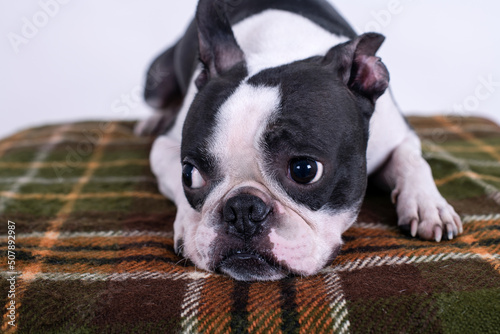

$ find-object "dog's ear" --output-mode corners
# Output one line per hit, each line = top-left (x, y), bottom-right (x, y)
(195, 0), (245, 89)
(324, 33), (389, 104)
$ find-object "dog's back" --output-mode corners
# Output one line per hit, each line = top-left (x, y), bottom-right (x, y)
(140, 0), (356, 135)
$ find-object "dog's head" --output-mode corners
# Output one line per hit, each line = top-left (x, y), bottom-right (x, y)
(176, 0), (389, 281)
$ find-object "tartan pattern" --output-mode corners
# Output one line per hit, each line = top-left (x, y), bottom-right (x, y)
(0, 117), (499, 333)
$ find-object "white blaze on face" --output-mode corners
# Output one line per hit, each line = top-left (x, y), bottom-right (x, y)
(208, 83), (281, 182)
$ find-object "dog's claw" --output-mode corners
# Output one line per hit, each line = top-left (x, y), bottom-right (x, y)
(434, 226), (442, 242)
(447, 227), (453, 240)
(453, 211), (464, 234)
(410, 219), (418, 238)
(391, 188), (399, 204)
(446, 223), (456, 240)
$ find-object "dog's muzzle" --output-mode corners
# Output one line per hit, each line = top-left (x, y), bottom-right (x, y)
(214, 189), (288, 281)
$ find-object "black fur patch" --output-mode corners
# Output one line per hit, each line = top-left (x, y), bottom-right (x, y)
(248, 57), (373, 211)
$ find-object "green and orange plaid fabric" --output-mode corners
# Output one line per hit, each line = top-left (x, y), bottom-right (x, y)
(0, 116), (499, 333)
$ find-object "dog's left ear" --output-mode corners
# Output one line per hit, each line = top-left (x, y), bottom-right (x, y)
(195, 0), (246, 89)
(324, 33), (390, 104)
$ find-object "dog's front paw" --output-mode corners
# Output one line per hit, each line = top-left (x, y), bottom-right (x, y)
(392, 187), (463, 242)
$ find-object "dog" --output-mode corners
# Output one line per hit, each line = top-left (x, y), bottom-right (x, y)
(136, 0), (463, 281)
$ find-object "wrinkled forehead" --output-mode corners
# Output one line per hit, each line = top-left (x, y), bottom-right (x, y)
(208, 83), (281, 170)
(247, 58), (360, 127)
(182, 76), (280, 148)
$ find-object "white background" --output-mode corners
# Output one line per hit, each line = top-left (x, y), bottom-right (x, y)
(1, 0), (499, 140)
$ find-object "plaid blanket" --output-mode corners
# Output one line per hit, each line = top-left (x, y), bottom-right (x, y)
(0, 116), (499, 333)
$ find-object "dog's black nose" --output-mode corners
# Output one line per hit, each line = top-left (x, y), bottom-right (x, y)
(223, 194), (271, 238)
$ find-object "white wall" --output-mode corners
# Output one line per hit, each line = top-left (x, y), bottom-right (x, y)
(1, 0), (499, 139)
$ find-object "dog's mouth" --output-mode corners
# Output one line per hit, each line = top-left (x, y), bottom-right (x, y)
(217, 250), (287, 281)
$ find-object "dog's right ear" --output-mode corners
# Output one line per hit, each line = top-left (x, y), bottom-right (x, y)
(195, 0), (246, 89)
(324, 33), (389, 105)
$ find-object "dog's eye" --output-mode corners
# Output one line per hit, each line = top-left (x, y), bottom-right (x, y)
(182, 163), (206, 189)
(288, 158), (323, 184)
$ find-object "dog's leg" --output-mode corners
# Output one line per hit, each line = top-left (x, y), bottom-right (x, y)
(151, 135), (199, 252)
(135, 43), (183, 136)
(150, 135), (183, 204)
(374, 131), (463, 241)
(368, 91), (463, 241)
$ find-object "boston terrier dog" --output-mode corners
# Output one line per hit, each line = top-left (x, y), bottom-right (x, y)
(137, 0), (463, 281)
